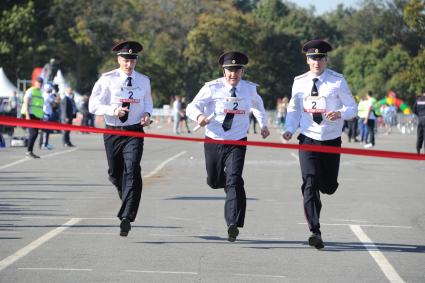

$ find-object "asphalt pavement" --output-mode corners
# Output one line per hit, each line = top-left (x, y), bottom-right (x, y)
(0, 120), (424, 282)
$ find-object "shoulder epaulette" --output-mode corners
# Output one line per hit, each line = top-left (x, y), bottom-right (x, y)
(205, 79), (222, 86)
(102, 70), (118, 77)
(134, 71), (149, 80)
(327, 69), (343, 78)
(294, 72), (309, 81)
(245, 80), (259, 87)
(139, 73), (149, 79)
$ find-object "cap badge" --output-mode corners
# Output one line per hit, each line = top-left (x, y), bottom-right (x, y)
(129, 49), (133, 54)
(232, 60), (236, 64)
(315, 49), (319, 53)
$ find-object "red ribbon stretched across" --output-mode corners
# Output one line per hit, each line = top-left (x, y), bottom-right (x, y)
(0, 115), (423, 161)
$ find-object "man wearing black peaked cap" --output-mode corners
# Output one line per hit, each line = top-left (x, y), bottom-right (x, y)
(186, 51), (270, 242)
(282, 40), (358, 249)
(89, 40), (153, 237)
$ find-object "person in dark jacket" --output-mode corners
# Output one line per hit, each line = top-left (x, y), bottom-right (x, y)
(413, 90), (425, 154)
(61, 87), (77, 147)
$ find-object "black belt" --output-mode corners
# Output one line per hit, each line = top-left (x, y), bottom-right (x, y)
(106, 124), (143, 131)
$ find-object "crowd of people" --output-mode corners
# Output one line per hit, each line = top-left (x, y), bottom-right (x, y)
(343, 90), (417, 148)
(0, 73), (96, 157)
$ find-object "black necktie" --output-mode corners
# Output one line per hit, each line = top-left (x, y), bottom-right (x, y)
(311, 78), (322, 124)
(119, 77), (132, 123)
(222, 87), (236, 131)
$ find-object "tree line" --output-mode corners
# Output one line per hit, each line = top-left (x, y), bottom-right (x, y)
(0, 0), (424, 108)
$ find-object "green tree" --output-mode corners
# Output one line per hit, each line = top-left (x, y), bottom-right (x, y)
(0, 2), (36, 80)
(403, 0), (425, 36)
(389, 48), (425, 104)
(343, 40), (387, 97)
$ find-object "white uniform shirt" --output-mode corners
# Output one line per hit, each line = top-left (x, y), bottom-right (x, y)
(89, 68), (153, 126)
(186, 77), (267, 140)
(285, 68), (357, 141)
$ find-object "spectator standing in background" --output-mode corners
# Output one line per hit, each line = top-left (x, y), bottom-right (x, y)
(20, 77), (45, 158)
(61, 87), (77, 147)
(363, 91), (377, 148)
(172, 95), (182, 134)
(413, 90), (425, 154)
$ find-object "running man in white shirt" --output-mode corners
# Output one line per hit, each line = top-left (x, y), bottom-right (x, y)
(282, 40), (357, 249)
(187, 51), (270, 242)
(89, 40), (153, 237)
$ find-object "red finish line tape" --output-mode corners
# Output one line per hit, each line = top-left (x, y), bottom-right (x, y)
(1, 115), (423, 161)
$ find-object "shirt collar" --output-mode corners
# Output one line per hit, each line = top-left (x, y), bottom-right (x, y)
(223, 78), (241, 93)
(118, 68), (134, 82)
(309, 68), (327, 83)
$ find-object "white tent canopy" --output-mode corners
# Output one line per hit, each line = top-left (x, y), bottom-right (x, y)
(52, 69), (84, 109)
(0, 67), (18, 98)
(53, 69), (69, 95)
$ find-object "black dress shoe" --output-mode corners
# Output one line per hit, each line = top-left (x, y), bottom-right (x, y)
(120, 218), (131, 237)
(227, 224), (239, 242)
(26, 152), (40, 159)
(308, 233), (324, 249)
(64, 143), (75, 147)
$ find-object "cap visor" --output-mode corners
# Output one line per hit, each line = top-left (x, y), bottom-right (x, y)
(223, 64), (243, 69)
(307, 54), (326, 59)
(118, 54), (138, 59)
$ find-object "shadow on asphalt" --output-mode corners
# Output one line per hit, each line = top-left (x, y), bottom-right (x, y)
(140, 236), (425, 253)
(165, 196), (258, 201)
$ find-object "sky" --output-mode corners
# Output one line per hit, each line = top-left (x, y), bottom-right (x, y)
(292, 0), (360, 15)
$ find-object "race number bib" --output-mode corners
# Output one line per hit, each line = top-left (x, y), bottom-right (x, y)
(115, 86), (141, 104)
(304, 96), (326, 113)
(223, 97), (246, 114)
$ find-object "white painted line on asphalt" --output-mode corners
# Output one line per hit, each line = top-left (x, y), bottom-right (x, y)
(0, 218), (81, 272)
(0, 231), (21, 234)
(0, 148), (78, 170)
(125, 270), (198, 275)
(297, 222), (412, 229)
(43, 148), (78, 158)
(345, 224), (411, 229)
(143, 150), (187, 179)
(350, 225), (405, 283)
(18, 267), (92, 271)
(234, 273), (286, 279)
(0, 159), (29, 171)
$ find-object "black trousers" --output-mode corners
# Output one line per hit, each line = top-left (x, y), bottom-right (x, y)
(204, 138), (247, 227)
(63, 119), (73, 145)
(27, 115), (40, 152)
(298, 134), (341, 234)
(366, 119), (375, 145)
(417, 117), (425, 153)
(103, 125), (144, 222)
(347, 118), (358, 142)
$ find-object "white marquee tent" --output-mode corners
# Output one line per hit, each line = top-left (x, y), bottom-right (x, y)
(0, 67), (18, 98)
(52, 69), (84, 109)
(53, 69), (69, 95)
